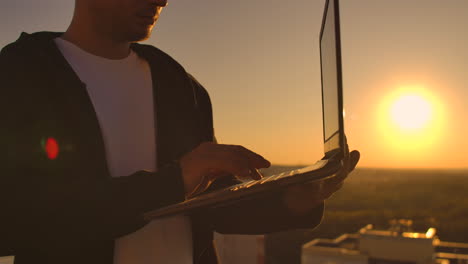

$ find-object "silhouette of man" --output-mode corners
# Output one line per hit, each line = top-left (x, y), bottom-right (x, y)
(0, 0), (360, 263)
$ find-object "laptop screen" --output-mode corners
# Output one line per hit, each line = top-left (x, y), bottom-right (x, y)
(320, 0), (345, 158)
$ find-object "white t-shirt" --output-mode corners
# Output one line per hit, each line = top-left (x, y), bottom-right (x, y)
(55, 37), (193, 264)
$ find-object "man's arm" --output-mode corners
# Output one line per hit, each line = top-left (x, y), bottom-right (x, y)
(188, 74), (325, 234)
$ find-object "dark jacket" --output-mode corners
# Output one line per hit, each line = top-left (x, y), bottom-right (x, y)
(0, 31), (324, 264)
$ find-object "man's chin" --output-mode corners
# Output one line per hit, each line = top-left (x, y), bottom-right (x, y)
(127, 27), (154, 43)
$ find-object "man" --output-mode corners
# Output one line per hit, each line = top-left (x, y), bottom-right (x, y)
(0, 0), (360, 263)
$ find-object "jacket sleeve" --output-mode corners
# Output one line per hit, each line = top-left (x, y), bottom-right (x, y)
(189, 74), (324, 235)
(0, 47), (186, 251)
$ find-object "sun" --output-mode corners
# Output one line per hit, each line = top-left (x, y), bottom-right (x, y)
(390, 94), (432, 132)
(377, 85), (445, 155)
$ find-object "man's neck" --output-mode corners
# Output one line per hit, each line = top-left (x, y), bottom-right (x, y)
(62, 24), (131, 60)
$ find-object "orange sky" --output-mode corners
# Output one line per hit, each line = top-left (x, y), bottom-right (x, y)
(1, 0), (467, 169)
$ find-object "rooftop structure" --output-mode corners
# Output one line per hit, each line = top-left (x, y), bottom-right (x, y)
(0, 256), (14, 264)
(302, 220), (468, 264)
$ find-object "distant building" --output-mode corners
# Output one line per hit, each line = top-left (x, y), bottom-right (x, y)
(0, 256), (14, 264)
(302, 220), (468, 264)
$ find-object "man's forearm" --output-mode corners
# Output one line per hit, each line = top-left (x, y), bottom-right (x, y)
(0, 162), (186, 248)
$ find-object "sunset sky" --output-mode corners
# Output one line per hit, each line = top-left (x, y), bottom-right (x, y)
(1, 0), (467, 169)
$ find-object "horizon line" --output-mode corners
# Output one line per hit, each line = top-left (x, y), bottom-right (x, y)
(267, 165), (468, 171)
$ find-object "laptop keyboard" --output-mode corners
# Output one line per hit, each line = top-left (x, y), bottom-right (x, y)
(228, 159), (329, 192)
(144, 159), (333, 219)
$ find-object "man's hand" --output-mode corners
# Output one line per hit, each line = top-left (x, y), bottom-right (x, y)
(282, 150), (360, 215)
(180, 142), (271, 198)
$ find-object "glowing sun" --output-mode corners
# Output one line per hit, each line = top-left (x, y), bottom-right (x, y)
(377, 86), (446, 154)
(390, 94), (432, 131)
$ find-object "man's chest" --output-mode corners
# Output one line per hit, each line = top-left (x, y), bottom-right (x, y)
(27, 74), (202, 179)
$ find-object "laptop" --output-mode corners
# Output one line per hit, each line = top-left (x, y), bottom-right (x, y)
(145, 0), (346, 220)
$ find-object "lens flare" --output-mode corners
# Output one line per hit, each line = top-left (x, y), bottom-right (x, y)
(44, 137), (59, 160)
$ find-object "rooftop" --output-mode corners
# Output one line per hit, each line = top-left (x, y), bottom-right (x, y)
(302, 221), (468, 264)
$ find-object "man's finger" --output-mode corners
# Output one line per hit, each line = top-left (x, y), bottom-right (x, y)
(219, 157), (252, 178)
(250, 168), (264, 180)
(211, 144), (270, 169)
(231, 145), (271, 169)
(208, 144), (270, 179)
(155, 0), (168, 7)
(205, 152), (257, 180)
(349, 150), (360, 171)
